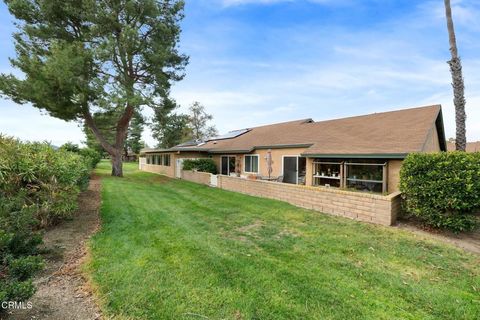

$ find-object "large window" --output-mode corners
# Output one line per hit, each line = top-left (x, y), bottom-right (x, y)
(311, 159), (388, 193)
(345, 162), (387, 193)
(147, 154), (171, 166)
(244, 155), (259, 173)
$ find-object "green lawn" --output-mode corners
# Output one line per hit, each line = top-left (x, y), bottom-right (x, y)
(87, 161), (480, 319)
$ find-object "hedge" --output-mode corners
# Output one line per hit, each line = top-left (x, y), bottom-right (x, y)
(400, 152), (480, 232)
(0, 136), (95, 306)
(183, 158), (218, 174)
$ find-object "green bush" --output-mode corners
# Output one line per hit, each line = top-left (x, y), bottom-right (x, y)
(183, 158), (218, 174)
(0, 135), (94, 306)
(0, 197), (44, 305)
(79, 147), (102, 169)
(400, 152), (480, 232)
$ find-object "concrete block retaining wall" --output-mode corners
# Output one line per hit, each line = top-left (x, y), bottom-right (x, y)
(180, 171), (401, 226)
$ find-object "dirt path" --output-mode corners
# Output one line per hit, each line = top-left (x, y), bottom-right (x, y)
(396, 221), (480, 255)
(4, 175), (102, 320)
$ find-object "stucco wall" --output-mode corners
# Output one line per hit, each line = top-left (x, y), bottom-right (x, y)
(210, 147), (308, 177)
(217, 175), (401, 226)
(387, 160), (403, 193)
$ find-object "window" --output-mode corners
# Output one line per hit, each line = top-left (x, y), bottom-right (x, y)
(163, 154), (171, 166)
(312, 161), (343, 188)
(311, 159), (388, 193)
(345, 162), (387, 193)
(147, 155), (151, 164)
(244, 155), (259, 173)
(221, 156), (236, 175)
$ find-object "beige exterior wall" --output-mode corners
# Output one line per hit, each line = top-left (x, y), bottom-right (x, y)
(141, 150), (405, 194)
(217, 175), (401, 226)
(210, 147), (308, 177)
(387, 160), (403, 193)
(140, 152), (209, 178)
(423, 125), (441, 152)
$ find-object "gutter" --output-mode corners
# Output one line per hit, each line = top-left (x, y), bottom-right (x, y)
(300, 153), (409, 159)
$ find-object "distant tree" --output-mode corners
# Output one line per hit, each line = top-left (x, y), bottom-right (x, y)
(444, 0), (467, 151)
(60, 142), (80, 153)
(188, 102), (218, 141)
(125, 112), (145, 155)
(0, 0), (188, 176)
(151, 100), (218, 148)
(152, 113), (191, 148)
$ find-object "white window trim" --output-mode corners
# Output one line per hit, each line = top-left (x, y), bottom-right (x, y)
(243, 154), (260, 174)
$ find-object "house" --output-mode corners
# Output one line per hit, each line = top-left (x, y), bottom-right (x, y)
(140, 105), (446, 194)
(447, 141), (480, 152)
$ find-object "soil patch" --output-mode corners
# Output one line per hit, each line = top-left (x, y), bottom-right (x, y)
(396, 220), (480, 255)
(3, 175), (102, 320)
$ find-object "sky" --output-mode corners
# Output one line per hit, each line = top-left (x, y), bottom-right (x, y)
(1, 0), (479, 147)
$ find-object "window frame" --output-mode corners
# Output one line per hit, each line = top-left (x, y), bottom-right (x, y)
(244, 154), (260, 174)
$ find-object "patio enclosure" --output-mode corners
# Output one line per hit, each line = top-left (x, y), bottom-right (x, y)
(312, 160), (388, 193)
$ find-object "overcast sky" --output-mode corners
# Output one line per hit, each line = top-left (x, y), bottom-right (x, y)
(1, 0), (479, 147)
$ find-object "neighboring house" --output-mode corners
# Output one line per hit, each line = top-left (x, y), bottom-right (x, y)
(447, 141), (480, 152)
(140, 105), (446, 194)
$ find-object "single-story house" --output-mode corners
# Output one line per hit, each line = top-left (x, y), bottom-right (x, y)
(140, 105), (446, 194)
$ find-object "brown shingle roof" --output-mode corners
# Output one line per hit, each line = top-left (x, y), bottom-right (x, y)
(447, 141), (480, 152)
(171, 105), (445, 157)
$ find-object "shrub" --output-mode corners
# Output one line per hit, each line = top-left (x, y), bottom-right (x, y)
(183, 158), (218, 174)
(79, 147), (102, 169)
(0, 196), (44, 305)
(0, 135), (95, 306)
(400, 152), (480, 232)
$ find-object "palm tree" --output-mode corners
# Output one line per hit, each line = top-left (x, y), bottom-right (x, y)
(444, 0), (467, 151)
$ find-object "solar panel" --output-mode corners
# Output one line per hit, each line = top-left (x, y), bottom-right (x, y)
(209, 128), (250, 141)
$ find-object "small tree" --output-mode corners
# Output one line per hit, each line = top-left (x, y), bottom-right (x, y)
(188, 102), (218, 141)
(0, 0), (188, 176)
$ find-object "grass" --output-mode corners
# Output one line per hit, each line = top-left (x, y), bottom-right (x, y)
(87, 161), (480, 319)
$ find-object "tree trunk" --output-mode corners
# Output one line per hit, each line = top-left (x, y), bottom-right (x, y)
(111, 151), (124, 177)
(82, 105), (134, 177)
(444, 0), (467, 151)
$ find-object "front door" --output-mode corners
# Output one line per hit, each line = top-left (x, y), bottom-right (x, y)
(221, 156), (236, 175)
(283, 157), (298, 184)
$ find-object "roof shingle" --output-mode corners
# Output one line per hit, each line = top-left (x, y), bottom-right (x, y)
(151, 105), (444, 157)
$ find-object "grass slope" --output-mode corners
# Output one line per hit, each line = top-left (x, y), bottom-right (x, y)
(87, 161), (480, 319)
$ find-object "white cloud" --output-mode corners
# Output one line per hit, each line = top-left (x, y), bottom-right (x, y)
(0, 100), (85, 146)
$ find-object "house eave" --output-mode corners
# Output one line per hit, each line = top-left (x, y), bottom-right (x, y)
(254, 143), (313, 150)
(301, 153), (409, 159)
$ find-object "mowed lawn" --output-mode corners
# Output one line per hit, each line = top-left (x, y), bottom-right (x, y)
(87, 161), (480, 319)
